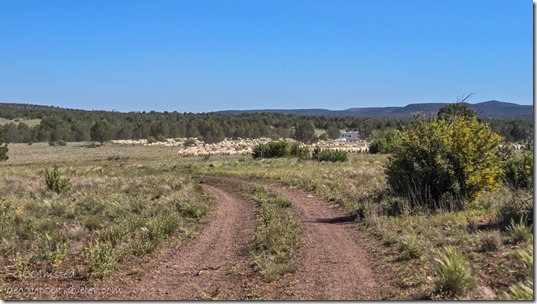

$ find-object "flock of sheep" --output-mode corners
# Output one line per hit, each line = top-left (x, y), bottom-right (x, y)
(110, 138), (529, 158)
(110, 137), (371, 156)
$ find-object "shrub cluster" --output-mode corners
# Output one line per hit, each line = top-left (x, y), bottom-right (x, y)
(504, 151), (533, 190)
(311, 147), (348, 162)
(369, 128), (401, 154)
(252, 140), (310, 160)
(0, 128), (7, 161)
(385, 114), (503, 210)
(497, 195), (533, 228)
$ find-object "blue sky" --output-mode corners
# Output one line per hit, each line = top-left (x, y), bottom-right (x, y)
(0, 0), (532, 113)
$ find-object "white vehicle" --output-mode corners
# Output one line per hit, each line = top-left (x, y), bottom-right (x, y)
(339, 131), (360, 142)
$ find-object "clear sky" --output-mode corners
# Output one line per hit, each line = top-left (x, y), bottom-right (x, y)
(0, 0), (532, 113)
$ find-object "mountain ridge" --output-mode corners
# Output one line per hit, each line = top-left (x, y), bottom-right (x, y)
(215, 100), (533, 118)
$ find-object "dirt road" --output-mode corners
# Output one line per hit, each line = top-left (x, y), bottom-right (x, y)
(268, 184), (388, 300)
(75, 178), (389, 300)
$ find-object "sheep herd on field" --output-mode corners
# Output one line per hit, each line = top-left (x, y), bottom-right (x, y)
(110, 138), (530, 158)
(110, 137), (372, 157)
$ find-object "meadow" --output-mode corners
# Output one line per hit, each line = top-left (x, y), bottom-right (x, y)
(0, 142), (533, 300)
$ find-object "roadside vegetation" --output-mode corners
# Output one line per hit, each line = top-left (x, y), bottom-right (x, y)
(0, 143), (213, 300)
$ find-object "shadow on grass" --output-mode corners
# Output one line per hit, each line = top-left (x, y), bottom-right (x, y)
(313, 214), (357, 225)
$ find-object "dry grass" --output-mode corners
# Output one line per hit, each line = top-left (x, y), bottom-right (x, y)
(0, 143), (214, 300)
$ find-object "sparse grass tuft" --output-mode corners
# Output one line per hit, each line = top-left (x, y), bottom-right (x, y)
(504, 281), (533, 300)
(504, 244), (533, 300)
(477, 230), (503, 252)
(398, 233), (427, 260)
(507, 216), (533, 244)
(44, 165), (70, 193)
(434, 247), (476, 298)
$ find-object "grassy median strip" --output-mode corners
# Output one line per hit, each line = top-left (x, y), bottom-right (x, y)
(245, 184), (301, 282)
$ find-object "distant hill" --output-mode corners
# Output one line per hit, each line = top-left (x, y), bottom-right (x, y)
(216, 100), (533, 118)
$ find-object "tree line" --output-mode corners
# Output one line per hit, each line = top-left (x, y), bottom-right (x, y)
(0, 103), (533, 145)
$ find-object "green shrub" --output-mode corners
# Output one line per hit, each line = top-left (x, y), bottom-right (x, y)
(369, 128), (401, 154)
(504, 151), (533, 190)
(434, 247), (476, 297)
(311, 147), (348, 162)
(289, 142), (311, 160)
(0, 144), (7, 161)
(252, 140), (311, 160)
(183, 138), (197, 147)
(0, 128), (8, 160)
(57, 140), (67, 146)
(84, 240), (116, 279)
(147, 136), (157, 144)
(386, 114), (503, 211)
(37, 231), (68, 267)
(252, 140), (291, 159)
(44, 165), (70, 194)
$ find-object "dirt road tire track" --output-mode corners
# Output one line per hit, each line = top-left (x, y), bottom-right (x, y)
(269, 183), (390, 300)
(80, 184), (256, 300)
